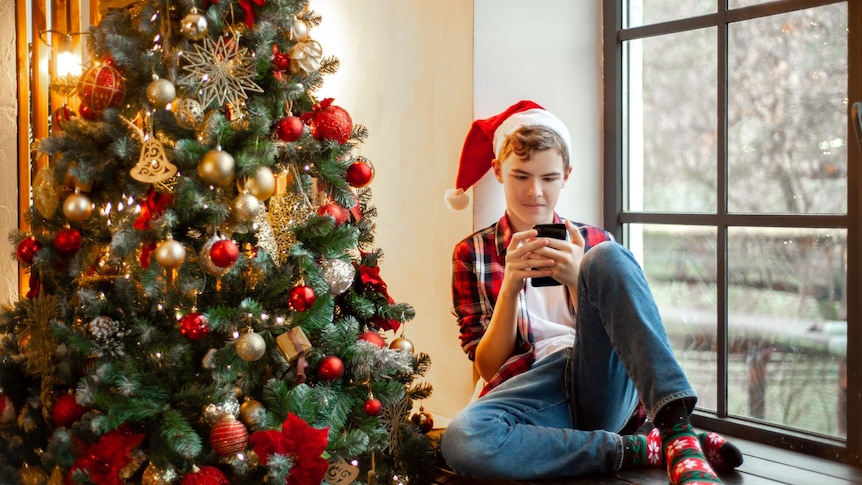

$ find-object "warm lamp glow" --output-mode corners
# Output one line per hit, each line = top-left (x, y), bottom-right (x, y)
(56, 50), (82, 78)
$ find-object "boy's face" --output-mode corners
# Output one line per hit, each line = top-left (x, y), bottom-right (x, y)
(493, 148), (571, 233)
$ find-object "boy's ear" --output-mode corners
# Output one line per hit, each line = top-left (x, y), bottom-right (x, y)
(492, 159), (503, 181)
(561, 165), (573, 185)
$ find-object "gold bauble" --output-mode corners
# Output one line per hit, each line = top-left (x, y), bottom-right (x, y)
(146, 78), (177, 109)
(180, 9), (208, 41)
(18, 464), (49, 485)
(197, 149), (235, 187)
(240, 166), (276, 201)
(155, 239), (186, 269)
(171, 98), (204, 130)
(63, 192), (93, 222)
(238, 398), (264, 427)
(235, 332), (266, 362)
(389, 337), (414, 354)
(230, 192), (261, 224)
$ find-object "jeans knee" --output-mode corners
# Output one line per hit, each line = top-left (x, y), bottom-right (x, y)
(440, 412), (502, 477)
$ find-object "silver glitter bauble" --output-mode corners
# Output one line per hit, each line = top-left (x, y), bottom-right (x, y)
(141, 462), (180, 485)
(202, 396), (240, 425)
(321, 258), (355, 295)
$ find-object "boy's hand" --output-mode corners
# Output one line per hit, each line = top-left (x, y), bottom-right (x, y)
(530, 220), (585, 288)
(500, 229), (555, 295)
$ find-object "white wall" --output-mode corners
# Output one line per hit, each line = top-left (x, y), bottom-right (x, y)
(308, 0), (477, 421)
(473, 0), (603, 230)
(315, 0), (603, 421)
(0, 1), (19, 305)
(0, 0), (603, 423)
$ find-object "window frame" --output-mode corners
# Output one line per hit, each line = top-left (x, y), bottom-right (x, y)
(602, 0), (861, 464)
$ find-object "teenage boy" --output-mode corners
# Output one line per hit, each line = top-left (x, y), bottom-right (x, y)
(440, 101), (741, 484)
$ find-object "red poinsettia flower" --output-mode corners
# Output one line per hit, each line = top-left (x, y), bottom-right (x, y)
(249, 412), (329, 485)
(133, 187), (173, 231)
(66, 424), (145, 485)
(357, 263), (401, 332)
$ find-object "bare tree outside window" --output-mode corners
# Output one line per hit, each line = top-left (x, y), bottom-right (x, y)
(621, 1), (848, 439)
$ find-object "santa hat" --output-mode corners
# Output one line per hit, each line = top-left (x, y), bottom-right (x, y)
(444, 100), (571, 210)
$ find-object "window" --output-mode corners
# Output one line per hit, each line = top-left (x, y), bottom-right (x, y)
(603, 0), (861, 463)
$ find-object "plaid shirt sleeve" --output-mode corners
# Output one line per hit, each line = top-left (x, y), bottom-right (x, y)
(451, 215), (613, 397)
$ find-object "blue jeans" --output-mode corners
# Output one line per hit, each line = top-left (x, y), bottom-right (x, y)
(440, 242), (697, 480)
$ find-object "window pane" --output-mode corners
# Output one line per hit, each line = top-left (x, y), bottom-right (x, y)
(624, 29), (717, 213)
(631, 224), (718, 412)
(727, 4), (847, 214)
(624, 0), (716, 28)
(727, 227), (847, 438)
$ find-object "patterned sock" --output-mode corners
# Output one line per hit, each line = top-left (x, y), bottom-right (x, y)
(620, 434), (650, 468)
(639, 427), (743, 471)
(661, 421), (723, 485)
(634, 422), (743, 472)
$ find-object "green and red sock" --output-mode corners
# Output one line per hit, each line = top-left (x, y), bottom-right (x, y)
(661, 421), (723, 485)
(623, 426), (742, 471)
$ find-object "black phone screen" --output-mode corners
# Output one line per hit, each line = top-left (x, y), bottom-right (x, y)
(531, 223), (566, 287)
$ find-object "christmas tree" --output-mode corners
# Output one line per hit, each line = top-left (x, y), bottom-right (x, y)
(0, 1), (438, 484)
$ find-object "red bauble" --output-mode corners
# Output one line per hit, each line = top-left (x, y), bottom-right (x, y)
(288, 285), (316, 312)
(317, 355), (344, 380)
(358, 330), (385, 348)
(346, 159), (374, 188)
(182, 465), (229, 485)
(16, 237), (42, 265)
(0, 392), (16, 426)
(272, 52), (290, 72)
(79, 104), (99, 120)
(52, 105), (76, 131)
(274, 116), (305, 142)
(411, 408), (435, 433)
(78, 62), (125, 113)
(317, 203), (349, 227)
(53, 393), (89, 428)
(309, 103), (352, 144)
(210, 415), (249, 456)
(363, 397), (382, 416)
(53, 228), (82, 256)
(210, 239), (239, 268)
(179, 312), (210, 340)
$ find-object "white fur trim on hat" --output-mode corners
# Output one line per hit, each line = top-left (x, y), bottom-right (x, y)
(444, 187), (470, 211)
(492, 108), (572, 161)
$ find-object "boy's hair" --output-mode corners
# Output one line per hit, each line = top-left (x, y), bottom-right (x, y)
(497, 125), (570, 170)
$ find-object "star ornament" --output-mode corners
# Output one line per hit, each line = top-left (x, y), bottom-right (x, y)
(181, 35), (263, 110)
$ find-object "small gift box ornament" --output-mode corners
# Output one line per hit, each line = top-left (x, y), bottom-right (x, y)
(276, 327), (311, 363)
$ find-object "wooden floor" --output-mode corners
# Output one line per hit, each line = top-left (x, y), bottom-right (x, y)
(434, 435), (862, 485)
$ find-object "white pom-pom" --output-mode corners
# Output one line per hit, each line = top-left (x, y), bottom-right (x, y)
(445, 188), (470, 211)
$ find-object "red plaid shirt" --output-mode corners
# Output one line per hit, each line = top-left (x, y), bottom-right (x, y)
(451, 213), (613, 397)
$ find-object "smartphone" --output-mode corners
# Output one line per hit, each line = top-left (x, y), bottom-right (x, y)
(531, 223), (567, 287)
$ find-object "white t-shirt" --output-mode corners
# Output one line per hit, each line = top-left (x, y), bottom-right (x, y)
(525, 282), (575, 361)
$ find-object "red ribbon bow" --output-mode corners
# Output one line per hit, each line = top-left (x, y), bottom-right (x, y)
(203, 0), (266, 28)
(300, 98), (335, 123)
